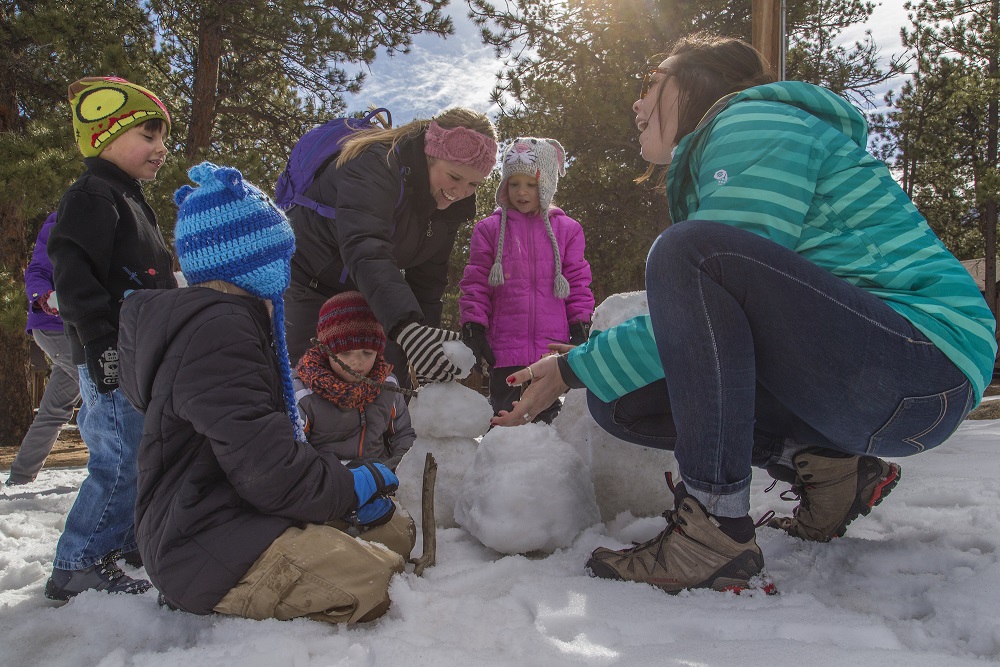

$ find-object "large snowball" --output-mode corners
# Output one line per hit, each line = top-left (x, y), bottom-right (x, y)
(554, 390), (677, 521)
(454, 424), (600, 554)
(553, 290), (678, 521)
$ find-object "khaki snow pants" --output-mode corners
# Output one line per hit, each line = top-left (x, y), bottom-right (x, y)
(213, 509), (416, 624)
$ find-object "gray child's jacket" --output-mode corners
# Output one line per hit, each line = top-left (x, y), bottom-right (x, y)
(294, 375), (415, 471)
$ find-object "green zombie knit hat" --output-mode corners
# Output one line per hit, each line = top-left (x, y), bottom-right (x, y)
(68, 77), (170, 157)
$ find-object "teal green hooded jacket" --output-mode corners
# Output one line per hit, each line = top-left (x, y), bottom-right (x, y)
(567, 81), (997, 403)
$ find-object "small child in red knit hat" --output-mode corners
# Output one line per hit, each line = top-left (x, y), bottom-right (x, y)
(295, 291), (417, 557)
(295, 291), (416, 471)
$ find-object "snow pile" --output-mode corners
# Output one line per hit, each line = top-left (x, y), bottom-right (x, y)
(552, 290), (678, 520)
(3, 421), (1000, 665)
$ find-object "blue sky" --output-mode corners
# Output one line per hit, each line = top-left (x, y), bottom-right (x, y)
(346, 1), (912, 123)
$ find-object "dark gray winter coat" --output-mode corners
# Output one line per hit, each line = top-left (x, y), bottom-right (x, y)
(118, 287), (357, 615)
(288, 132), (476, 333)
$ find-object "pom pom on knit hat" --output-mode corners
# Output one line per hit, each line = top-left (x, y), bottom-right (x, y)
(491, 138), (570, 298)
(173, 162), (304, 441)
(316, 291), (386, 356)
(68, 77), (170, 158)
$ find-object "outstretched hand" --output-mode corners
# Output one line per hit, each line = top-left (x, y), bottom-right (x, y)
(490, 354), (569, 427)
(547, 342), (574, 355)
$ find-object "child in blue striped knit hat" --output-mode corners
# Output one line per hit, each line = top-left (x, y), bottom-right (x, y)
(116, 162), (409, 624)
(172, 161), (303, 440)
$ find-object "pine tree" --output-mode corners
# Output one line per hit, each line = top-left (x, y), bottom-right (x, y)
(0, 0), (160, 440)
(885, 0), (999, 322)
(786, 0), (909, 109)
(150, 0), (455, 164)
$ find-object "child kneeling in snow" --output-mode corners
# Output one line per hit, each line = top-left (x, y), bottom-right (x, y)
(295, 291), (417, 556)
(118, 163), (411, 624)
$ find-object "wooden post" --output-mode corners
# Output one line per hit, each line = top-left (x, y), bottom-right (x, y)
(752, 0), (783, 80)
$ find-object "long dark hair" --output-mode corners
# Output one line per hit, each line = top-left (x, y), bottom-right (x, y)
(637, 33), (773, 184)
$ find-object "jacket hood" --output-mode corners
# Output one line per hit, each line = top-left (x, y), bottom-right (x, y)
(703, 81), (869, 148)
(118, 287), (267, 412)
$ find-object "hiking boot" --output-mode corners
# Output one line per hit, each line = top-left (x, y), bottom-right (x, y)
(44, 552), (152, 601)
(116, 549), (143, 569)
(586, 478), (776, 595)
(767, 448), (900, 542)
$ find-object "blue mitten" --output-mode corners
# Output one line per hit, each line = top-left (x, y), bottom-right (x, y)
(356, 497), (396, 527)
(347, 460), (399, 527)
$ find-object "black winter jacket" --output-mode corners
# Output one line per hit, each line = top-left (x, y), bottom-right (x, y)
(48, 157), (177, 363)
(118, 287), (357, 614)
(288, 132), (476, 333)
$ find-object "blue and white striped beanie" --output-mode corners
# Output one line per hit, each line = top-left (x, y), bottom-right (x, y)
(174, 162), (304, 441)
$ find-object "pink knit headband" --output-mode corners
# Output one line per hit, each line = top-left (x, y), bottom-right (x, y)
(424, 121), (498, 178)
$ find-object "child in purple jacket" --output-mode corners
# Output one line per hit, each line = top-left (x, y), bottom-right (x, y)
(459, 137), (595, 423)
(6, 213), (81, 486)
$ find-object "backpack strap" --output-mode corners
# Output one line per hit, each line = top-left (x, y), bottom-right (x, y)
(299, 145), (407, 223)
(291, 192), (339, 220)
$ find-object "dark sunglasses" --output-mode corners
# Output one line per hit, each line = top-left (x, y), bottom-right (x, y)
(638, 67), (670, 99)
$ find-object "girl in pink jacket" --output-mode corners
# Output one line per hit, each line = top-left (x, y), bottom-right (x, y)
(460, 137), (595, 423)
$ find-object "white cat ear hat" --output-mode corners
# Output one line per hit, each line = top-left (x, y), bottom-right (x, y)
(490, 137), (570, 298)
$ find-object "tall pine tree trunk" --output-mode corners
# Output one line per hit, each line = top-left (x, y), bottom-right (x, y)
(0, 67), (35, 445)
(186, 6), (224, 162)
(983, 0), (999, 330)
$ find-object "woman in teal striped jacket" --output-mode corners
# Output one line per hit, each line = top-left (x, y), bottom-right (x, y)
(493, 33), (997, 595)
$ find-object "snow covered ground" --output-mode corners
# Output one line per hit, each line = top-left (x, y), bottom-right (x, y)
(3, 289), (999, 665)
(1, 417), (998, 666)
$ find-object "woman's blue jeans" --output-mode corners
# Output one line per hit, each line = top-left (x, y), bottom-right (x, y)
(52, 366), (144, 570)
(587, 222), (974, 518)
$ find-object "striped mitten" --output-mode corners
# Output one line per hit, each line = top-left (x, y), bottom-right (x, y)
(395, 322), (462, 384)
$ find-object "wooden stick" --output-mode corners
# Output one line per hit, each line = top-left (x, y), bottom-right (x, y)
(411, 452), (438, 576)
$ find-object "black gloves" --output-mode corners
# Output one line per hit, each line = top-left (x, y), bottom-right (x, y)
(569, 321), (591, 346)
(84, 333), (120, 393)
(394, 322), (462, 384)
(461, 322), (495, 370)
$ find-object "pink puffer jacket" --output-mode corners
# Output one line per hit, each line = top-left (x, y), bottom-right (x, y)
(460, 207), (595, 368)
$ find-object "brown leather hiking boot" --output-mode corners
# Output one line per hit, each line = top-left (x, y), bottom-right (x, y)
(586, 481), (776, 595)
(767, 449), (900, 542)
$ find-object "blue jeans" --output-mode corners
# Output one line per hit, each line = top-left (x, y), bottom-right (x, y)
(588, 222), (973, 518)
(52, 365), (144, 570)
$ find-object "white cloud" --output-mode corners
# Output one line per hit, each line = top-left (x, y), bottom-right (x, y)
(352, 41), (503, 122)
(345, 12), (504, 123)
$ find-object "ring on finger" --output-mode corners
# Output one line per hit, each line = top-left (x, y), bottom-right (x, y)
(526, 366), (535, 381)
(523, 413), (531, 421)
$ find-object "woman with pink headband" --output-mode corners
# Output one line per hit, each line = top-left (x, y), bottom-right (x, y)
(285, 108), (498, 390)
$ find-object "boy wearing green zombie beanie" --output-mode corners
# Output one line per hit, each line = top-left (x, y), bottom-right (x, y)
(45, 76), (177, 601)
